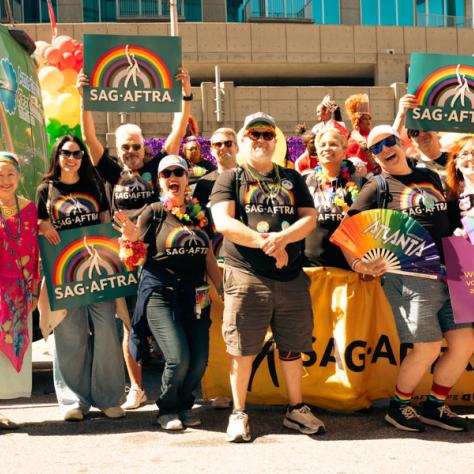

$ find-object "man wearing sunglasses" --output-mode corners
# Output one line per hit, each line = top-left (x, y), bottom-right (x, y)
(183, 137), (216, 186)
(344, 125), (470, 433)
(76, 67), (193, 412)
(193, 128), (238, 207)
(210, 112), (324, 442)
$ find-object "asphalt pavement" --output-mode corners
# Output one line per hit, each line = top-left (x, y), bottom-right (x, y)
(1, 337), (474, 474)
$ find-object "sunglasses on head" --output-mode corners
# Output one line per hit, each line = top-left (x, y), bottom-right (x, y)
(121, 143), (142, 152)
(59, 149), (84, 159)
(160, 168), (186, 178)
(246, 130), (276, 141)
(211, 140), (234, 149)
(368, 135), (400, 155)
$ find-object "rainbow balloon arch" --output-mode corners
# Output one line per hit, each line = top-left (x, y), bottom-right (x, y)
(35, 35), (84, 151)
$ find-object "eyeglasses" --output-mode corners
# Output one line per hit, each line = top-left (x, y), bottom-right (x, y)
(246, 130), (276, 141)
(456, 150), (474, 161)
(160, 168), (186, 178)
(368, 135), (400, 155)
(59, 149), (84, 159)
(211, 140), (234, 149)
(120, 143), (142, 152)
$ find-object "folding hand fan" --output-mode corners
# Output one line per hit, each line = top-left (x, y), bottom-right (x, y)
(330, 209), (441, 279)
(461, 216), (474, 245)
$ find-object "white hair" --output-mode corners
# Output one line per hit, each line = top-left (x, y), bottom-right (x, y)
(115, 123), (144, 145)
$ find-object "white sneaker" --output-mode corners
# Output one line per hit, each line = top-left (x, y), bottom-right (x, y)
(63, 408), (84, 422)
(101, 406), (125, 419)
(226, 412), (251, 442)
(157, 414), (184, 431)
(122, 385), (147, 410)
(283, 404), (326, 435)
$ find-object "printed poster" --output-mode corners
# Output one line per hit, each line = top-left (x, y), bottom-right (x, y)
(39, 223), (138, 310)
(442, 236), (474, 324)
(83, 34), (182, 112)
(407, 52), (474, 133)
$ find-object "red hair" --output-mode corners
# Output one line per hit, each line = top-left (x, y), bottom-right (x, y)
(445, 135), (474, 202)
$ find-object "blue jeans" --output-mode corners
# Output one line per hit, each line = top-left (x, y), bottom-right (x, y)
(146, 286), (211, 415)
(53, 300), (125, 413)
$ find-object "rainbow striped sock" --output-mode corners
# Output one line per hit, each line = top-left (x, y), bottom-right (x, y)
(393, 386), (413, 404)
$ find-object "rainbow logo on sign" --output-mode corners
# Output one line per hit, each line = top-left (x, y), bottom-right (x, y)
(52, 236), (133, 285)
(90, 45), (173, 89)
(415, 64), (474, 108)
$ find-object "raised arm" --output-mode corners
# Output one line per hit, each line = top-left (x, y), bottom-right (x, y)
(163, 66), (192, 155)
(393, 94), (418, 136)
(77, 70), (105, 166)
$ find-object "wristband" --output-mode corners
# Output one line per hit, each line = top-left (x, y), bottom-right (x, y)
(182, 93), (193, 101)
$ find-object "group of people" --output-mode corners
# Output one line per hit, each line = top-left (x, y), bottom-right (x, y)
(1, 72), (473, 442)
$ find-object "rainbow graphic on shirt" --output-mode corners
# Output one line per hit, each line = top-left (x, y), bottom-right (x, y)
(399, 182), (445, 209)
(165, 226), (209, 249)
(244, 183), (295, 207)
(53, 193), (99, 220)
(90, 45), (172, 89)
(52, 236), (133, 285)
(415, 64), (474, 108)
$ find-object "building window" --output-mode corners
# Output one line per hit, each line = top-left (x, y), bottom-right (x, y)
(313, 0), (340, 24)
(416, 0), (465, 27)
(361, 0), (415, 26)
(83, 0), (117, 22)
(1, 0), (57, 23)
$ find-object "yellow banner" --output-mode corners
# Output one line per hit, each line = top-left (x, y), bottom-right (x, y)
(202, 267), (474, 410)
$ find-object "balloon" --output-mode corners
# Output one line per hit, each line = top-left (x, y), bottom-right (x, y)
(60, 68), (78, 89)
(43, 97), (59, 119)
(38, 66), (63, 93)
(35, 40), (50, 56)
(56, 92), (79, 116)
(60, 52), (76, 70)
(53, 35), (75, 54)
(61, 113), (80, 128)
(73, 49), (83, 62)
(43, 46), (61, 65)
(61, 85), (80, 98)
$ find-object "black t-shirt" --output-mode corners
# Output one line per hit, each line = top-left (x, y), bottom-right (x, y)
(305, 172), (365, 269)
(348, 168), (450, 261)
(96, 149), (166, 219)
(187, 159), (217, 186)
(193, 170), (220, 207)
(36, 179), (109, 230)
(140, 203), (210, 282)
(210, 165), (314, 281)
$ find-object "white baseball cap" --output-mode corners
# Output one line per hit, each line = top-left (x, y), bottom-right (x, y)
(158, 155), (189, 174)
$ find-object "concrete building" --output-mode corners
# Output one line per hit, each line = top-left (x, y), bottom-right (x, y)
(5, 1), (474, 136)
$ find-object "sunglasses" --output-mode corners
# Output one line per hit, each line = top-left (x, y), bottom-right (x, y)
(246, 130), (276, 141)
(456, 150), (474, 162)
(368, 135), (400, 155)
(59, 149), (84, 159)
(160, 168), (186, 178)
(211, 140), (234, 149)
(121, 143), (142, 152)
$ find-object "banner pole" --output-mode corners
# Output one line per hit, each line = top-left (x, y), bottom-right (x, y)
(169, 0), (179, 37)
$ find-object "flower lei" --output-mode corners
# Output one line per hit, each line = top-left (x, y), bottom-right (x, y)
(161, 196), (208, 228)
(119, 238), (146, 267)
(312, 161), (360, 212)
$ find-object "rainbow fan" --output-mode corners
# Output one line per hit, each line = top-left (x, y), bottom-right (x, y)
(461, 216), (474, 245)
(330, 209), (441, 278)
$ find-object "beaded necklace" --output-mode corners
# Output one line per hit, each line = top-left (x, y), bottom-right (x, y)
(312, 162), (360, 212)
(160, 196), (208, 228)
(245, 163), (281, 200)
(0, 194), (21, 240)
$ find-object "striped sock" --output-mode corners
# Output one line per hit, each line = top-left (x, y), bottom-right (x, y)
(393, 386), (413, 404)
(428, 382), (451, 404)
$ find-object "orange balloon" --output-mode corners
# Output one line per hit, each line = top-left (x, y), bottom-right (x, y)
(53, 35), (75, 53)
(43, 46), (61, 66)
(61, 68), (78, 88)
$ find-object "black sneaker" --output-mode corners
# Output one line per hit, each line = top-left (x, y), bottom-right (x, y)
(419, 401), (468, 432)
(384, 400), (425, 432)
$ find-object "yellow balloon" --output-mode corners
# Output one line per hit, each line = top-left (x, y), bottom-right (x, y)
(56, 92), (79, 116)
(38, 66), (63, 93)
(236, 126), (289, 167)
(61, 85), (80, 98)
(61, 113), (79, 128)
(43, 98), (59, 119)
